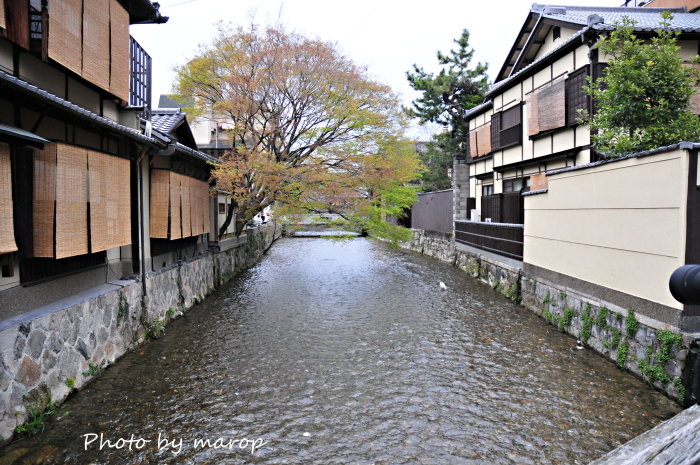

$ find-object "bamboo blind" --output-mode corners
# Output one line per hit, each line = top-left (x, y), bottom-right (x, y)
(89, 151), (130, 251)
(55, 144), (88, 259)
(48, 0), (84, 76)
(469, 128), (479, 158)
(201, 181), (210, 234)
(191, 176), (203, 237)
(475, 122), (491, 156)
(109, 0), (129, 102)
(180, 174), (192, 239)
(82, 0), (111, 92)
(169, 172), (181, 240)
(88, 150), (108, 252)
(526, 93), (540, 136)
(538, 80), (566, 132)
(150, 169), (169, 239)
(0, 0), (5, 30)
(115, 156), (131, 247)
(33, 145), (56, 257)
(0, 143), (17, 255)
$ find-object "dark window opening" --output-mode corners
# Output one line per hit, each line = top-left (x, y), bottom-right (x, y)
(492, 104), (523, 150)
(482, 184), (494, 196)
(150, 236), (199, 258)
(565, 67), (589, 126)
(553, 26), (561, 41)
(218, 203), (226, 214)
(503, 177), (530, 193)
(20, 252), (107, 286)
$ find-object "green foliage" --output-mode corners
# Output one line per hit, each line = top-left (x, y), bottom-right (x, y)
(543, 293), (550, 305)
(674, 377), (686, 403)
(617, 342), (628, 369)
(611, 329), (621, 349)
(146, 318), (167, 341)
(657, 330), (683, 364)
(64, 378), (75, 390)
(167, 308), (175, 318)
(626, 309), (639, 338)
(616, 312), (623, 322)
(559, 291), (567, 301)
(602, 340), (610, 349)
(15, 395), (59, 439)
(82, 361), (105, 378)
(581, 304), (593, 345)
(597, 307), (609, 327)
(117, 295), (125, 326)
(543, 307), (552, 322)
(416, 136), (454, 192)
(582, 12), (700, 157)
(560, 307), (576, 331)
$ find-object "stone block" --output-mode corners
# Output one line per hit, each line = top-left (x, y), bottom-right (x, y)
(25, 330), (46, 361)
(15, 357), (40, 387)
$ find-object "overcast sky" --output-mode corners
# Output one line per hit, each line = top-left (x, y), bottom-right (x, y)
(131, 0), (623, 132)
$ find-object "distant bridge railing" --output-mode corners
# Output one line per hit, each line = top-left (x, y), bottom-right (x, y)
(454, 220), (524, 261)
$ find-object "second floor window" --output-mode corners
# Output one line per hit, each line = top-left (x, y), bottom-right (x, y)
(491, 104), (523, 151)
(482, 184), (494, 196)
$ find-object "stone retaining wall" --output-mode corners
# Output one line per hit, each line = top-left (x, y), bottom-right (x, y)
(402, 228), (700, 406)
(0, 225), (279, 442)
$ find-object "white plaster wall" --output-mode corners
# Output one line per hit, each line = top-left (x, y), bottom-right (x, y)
(19, 53), (66, 98)
(534, 27), (578, 61)
(524, 149), (689, 309)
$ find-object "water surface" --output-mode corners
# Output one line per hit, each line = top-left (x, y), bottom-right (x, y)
(0, 238), (681, 464)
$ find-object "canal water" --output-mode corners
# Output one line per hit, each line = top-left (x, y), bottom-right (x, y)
(0, 238), (681, 464)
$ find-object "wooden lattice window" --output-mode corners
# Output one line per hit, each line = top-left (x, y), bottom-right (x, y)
(491, 104), (522, 151)
(566, 67), (589, 126)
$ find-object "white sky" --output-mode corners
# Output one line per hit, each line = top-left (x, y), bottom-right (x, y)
(131, 0), (623, 133)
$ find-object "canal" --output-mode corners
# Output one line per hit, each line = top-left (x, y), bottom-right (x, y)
(0, 238), (681, 464)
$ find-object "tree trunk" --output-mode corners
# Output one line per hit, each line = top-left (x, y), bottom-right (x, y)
(219, 202), (235, 237)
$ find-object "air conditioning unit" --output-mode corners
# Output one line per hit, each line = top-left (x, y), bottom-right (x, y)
(470, 209), (480, 222)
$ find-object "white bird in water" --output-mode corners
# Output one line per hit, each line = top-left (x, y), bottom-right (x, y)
(576, 340), (584, 350)
(439, 281), (447, 290)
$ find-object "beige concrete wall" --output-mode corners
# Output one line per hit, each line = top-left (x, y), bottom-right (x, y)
(524, 148), (690, 309)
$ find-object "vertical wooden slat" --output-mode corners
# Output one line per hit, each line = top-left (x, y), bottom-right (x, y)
(180, 174), (191, 238)
(82, 0), (110, 91)
(0, 143), (17, 254)
(116, 155), (131, 246)
(55, 144), (88, 259)
(109, 0), (129, 102)
(191, 177), (202, 237)
(5, 0), (29, 49)
(88, 149), (108, 252)
(149, 169), (169, 239)
(202, 181), (210, 234)
(0, 0), (7, 30)
(169, 172), (181, 240)
(33, 144), (56, 257)
(48, 0), (83, 76)
(527, 93), (540, 136)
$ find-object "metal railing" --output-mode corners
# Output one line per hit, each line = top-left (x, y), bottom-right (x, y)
(454, 220), (524, 261)
(130, 36), (152, 113)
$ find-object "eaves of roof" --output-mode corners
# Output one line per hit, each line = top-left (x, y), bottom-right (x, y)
(463, 100), (493, 120)
(0, 70), (159, 147)
(174, 142), (220, 165)
(486, 27), (588, 99)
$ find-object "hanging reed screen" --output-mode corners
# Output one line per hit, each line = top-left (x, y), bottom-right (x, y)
(180, 174), (192, 239)
(201, 181), (210, 234)
(0, 143), (17, 255)
(89, 151), (130, 252)
(476, 122), (491, 156)
(149, 169), (169, 239)
(538, 80), (566, 132)
(88, 150), (108, 252)
(48, 0), (83, 76)
(82, 0), (111, 92)
(33, 144), (57, 258)
(169, 172), (181, 240)
(55, 145), (88, 259)
(0, 0), (5, 30)
(109, 0), (130, 101)
(526, 93), (539, 136)
(115, 156), (130, 246)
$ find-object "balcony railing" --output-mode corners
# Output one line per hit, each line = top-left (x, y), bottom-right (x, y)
(130, 36), (152, 115)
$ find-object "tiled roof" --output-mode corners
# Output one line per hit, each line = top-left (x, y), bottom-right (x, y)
(174, 142), (219, 164)
(532, 4), (697, 31)
(0, 70), (158, 146)
(463, 100), (493, 119)
(151, 110), (185, 134)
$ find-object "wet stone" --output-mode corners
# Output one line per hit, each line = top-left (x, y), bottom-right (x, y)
(0, 238), (682, 464)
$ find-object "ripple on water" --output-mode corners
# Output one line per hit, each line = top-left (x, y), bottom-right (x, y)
(0, 238), (682, 464)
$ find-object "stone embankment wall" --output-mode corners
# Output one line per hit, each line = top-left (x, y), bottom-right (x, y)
(0, 225), (280, 442)
(402, 229), (700, 406)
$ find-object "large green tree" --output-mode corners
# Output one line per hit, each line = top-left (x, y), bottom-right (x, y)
(174, 22), (422, 242)
(584, 13), (700, 157)
(406, 29), (489, 191)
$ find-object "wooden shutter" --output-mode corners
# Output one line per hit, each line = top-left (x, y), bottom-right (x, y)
(537, 80), (566, 132)
(169, 172), (181, 240)
(109, 0), (129, 101)
(490, 112), (501, 152)
(0, 143), (17, 255)
(149, 169), (169, 239)
(5, 0), (30, 50)
(33, 144), (56, 257)
(48, 0), (83, 76)
(500, 104), (522, 148)
(566, 67), (589, 126)
(526, 92), (539, 136)
(469, 128), (479, 158)
(88, 150), (108, 252)
(180, 174), (192, 238)
(201, 181), (210, 234)
(82, 0), (110, 92)
(55, 144), (88, 259)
